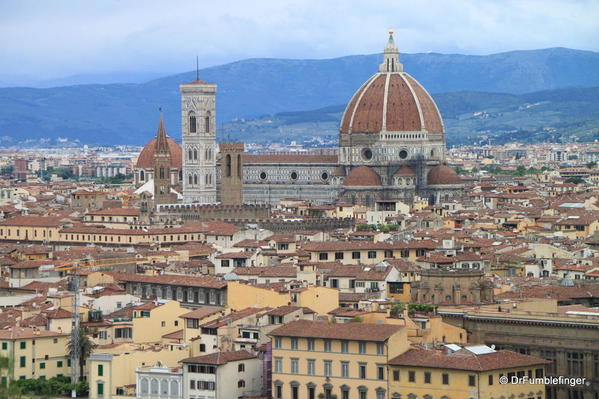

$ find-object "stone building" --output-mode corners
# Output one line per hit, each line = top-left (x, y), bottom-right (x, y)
(410, 268), (495, 305)
(134, 31), (464, 208)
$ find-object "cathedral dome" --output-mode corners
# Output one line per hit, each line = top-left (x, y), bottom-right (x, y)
(339, 32), (443, 135)
(343, 166), (382, 186)
(427, 165), (461, 185)
(136, 137), (182, 169)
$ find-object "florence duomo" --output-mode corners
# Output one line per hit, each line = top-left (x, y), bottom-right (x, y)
(134, 31), (464, 216)
(1, 2), (598, 399)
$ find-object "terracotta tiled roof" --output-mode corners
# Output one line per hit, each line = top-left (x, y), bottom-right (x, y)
(428, 165), (462, 185)
(0, 327), (67, 340)
(182, 350), (256, 365)
(388, 348), (549, 371)
(394, 166), (416, 176)
(111, 272), (227, 289)
(343, 166), (382, 186)
(181, 307), (223, 320)
(0, 216), (66, 227)
(136, 137), (182, 169)
(269, 320), (402, 341)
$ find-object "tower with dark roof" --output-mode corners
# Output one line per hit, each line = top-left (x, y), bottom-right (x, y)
(152, 113), (177, 208)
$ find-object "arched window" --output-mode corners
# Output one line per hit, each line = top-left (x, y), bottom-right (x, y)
(238, 380), (245, 388)
(205, 111), (211, 132)
(193, 174), (198, 185)
(188, 175), (193, 185)
(189, 112), (197, 133)
(140, 379), (148, 394)
(161, 379), (168, 394)
(205, 174), (209, 184)
(188, 149), (193, 160)
(225, 154), (232, 177)
(150, 379), (159, 394)
(237, 154), (242, 177)
(139, 170), (145, 181)
(193, 149), (198, 160)
(159, 167), (165, 179)
(170, 381), (178, 396)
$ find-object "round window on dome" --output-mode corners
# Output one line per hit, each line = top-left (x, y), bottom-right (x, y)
(399, 150), (408, 159)
(259, 172), (267, 180)
(362, 148), (373, 161)
(290, 171), (298, 181)
(321, 172), (329, 181)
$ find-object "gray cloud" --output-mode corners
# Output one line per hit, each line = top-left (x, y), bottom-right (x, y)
(0, 0), (597, 84)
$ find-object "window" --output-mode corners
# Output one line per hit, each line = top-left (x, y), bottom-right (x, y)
(488, 374), (493, 385)
(97, 382), (104, 396)
(307, 338), (315, 351)
(341, 340), (348, 353)
(307, 359), (315, 375)
(274, 337), (282, 349)
(189, 114), (197, 133)
(57, 361), (63, 368)
(319, 253), (328, 261)
(238, 363), (245, 372)
(393, 369), (400, 381)
(377, 343), (384, 355)
(368, 251), (376, 259)
(424, 371), (431, 383)
(291, 358), (298, 374)
(291, 338), (298, 350)
(221, 259), (230, 268)
(98, 364), (104, 376)
(238, 380), (245, 388)
(408, 370), (415, 382)
(378, 365), (385, 380)
(567, 352), (584, 376)
(40, 362), (45, 369)
(324, 339), (331, 352)
(19, 356), (26, 368)
(359, 342), (366, 354)
(205, 115), (210, 132)
(275, 384), (282, 399)
(335, 252), (344, 260)
(324, 360), (332, 377)
(468, 375), (476, 386)
(20, 342), (26, 349)
(1, 343), (6, 350)
(352, 251), (360, 259)
(274, 357), (282, 373)
(359, 363), (367, 379)
(535, 368), (544, 378)
(341, 361), (349, 377)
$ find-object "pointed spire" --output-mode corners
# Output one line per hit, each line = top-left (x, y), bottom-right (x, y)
(379, 29), (403, 73)
(155, 108), (169, 154)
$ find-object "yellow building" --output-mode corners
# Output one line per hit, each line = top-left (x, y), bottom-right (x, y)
(269, 320), (409, 399)
(131, 300), (189, 343)
(303, 240), (437, 264)
(0, 327), (70, 383)
(388, 345), (549, 399)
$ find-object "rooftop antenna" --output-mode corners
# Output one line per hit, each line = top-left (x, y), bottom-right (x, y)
(196, 56), (199, 81)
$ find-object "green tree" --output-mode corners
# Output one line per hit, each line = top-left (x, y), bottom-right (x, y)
(0, 355), (22, 399)
(349, 316), (362, 323)
(67, 328), (98, 381)
(390, 303), (405, 318)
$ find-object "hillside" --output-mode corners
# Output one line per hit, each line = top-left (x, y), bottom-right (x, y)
(0, 47), (598, 146)
(219, 87), (599, 146)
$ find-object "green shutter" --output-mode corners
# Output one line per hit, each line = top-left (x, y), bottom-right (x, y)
(98, 364), (104, 376)
(57, 361), (63, 367)
(40, 362), (45, 369)
(19, 356), (26, 368)
(97, 382), (104, 395)
(1, 342), (6, 350)
(19, 342), (26, 349)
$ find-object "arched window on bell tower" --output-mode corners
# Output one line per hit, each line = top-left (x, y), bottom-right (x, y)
(205, 111), (211, 133)
(189, 112), (196, 133)
(225, 154), (232, 177)
(159, 167), (165, 179)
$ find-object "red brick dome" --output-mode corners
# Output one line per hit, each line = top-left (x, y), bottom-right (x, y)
(340, 33), (443, 135)
(343, 166), (382, 186)
(136, 137), (182, 169)
(427, 165), (461, 185)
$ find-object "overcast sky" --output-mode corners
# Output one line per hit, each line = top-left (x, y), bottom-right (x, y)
(1, 0), (598, 85)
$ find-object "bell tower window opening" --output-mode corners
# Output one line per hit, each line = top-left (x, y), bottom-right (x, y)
(225, 154), (232, 177)
(189, 113), (197, 133)
(237, 154), (242, 177)
(205, 111), (211, 133)
(193, 149), (198, 160)
(159, 167), (165, 179)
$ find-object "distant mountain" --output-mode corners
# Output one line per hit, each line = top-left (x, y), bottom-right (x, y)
(220, 87), (599, 146)
(0, 47), (598, 146)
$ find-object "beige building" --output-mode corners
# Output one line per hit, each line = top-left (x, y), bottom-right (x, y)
(269, 320), (409, 399)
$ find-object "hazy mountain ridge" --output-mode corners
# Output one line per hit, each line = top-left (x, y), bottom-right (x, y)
(0, 47), (598, 146)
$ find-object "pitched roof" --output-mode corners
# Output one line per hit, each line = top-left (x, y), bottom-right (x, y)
(388, 348), (549, 371)
(182, 350), (256, 365)
(181, 307), (223, 320)
(269, 320), (402, 341)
